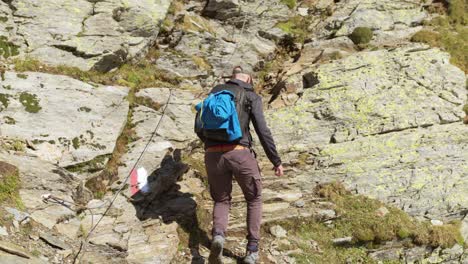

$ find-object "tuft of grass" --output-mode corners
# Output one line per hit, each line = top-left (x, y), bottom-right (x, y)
(411, 0), (468, 72)
(281, 0), (297, 10)
(191, 55), (212, 71)
(0, 162), (23, 208)
(275, 16), (310, 44)
(181, 15), (215, 34)
(13, 57), (180, 89)
(411, 30), (440, 46)
(11, 140), (25, 152)
(447, 0), (467, 25)
(413, 221), (464, 248)
(315, 181), (350, 199)
(19, 92), (42, 113)
(349, 27), (373, 45)
(0, 93), (10, 110)
(0, 36), (19, 59)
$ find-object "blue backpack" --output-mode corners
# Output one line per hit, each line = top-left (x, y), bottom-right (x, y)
(194, 85), (246, 142)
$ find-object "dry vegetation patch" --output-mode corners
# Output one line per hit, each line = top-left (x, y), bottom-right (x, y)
(271, 182), (464, 263)
(0, 161), (23, 208)
(411, 0), (468, 72)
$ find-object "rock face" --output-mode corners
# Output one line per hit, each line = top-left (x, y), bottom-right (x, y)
(0, 71), (129, 167)
(0, 0), (172, 71)
(316, 0), (426, 45)
(0, 0), (467, 263)
(317, 123), (467, 218)
(155, 0), (291, 81)
(266, 36), (467, 224)
(272, 45), (466, 147)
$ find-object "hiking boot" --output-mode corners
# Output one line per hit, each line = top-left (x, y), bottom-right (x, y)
(242, 250), (259, 264)
(208, 235), (224, 264)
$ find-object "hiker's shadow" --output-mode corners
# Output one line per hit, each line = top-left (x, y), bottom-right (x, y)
(130, 149), (240, 263)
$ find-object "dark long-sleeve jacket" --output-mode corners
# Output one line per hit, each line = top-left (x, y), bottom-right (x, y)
(203, 79), (282, 167)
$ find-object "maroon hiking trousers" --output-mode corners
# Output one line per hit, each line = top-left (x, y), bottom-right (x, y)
(204, 148), (262, 243)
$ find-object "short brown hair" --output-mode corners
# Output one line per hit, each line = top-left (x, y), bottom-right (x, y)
(232, 66), (243, 75)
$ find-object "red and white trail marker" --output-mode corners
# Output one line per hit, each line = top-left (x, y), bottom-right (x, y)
(130, 167), (149, 196)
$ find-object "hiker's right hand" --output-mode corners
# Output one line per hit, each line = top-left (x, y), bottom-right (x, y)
(274, 165), (284, 177)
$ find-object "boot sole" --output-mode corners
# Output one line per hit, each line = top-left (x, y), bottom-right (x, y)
(208, 240), (223, 264)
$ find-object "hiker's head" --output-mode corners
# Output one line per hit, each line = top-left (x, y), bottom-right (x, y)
(232, 66), (253, 85)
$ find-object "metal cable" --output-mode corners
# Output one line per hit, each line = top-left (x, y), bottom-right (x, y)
(72, 1), (268, 261)
(73, 88), (174, 264)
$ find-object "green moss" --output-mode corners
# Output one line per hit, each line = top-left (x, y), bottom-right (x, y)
(0, 17), (8, 23)
(0, 162), (23, 208)
(397, 228), (410, 239)
(94, 191), (105, 199)
(3, 85), (12, 90)
(11, 140), (24, 152)
(349, 27), (373, 45)
(4, 116), (15, 125)
(78, 106), (91, 112)
(0, 36), (19, 59)
(19, 92), (42, 113)
(89, 142), (106, 150)
(329, 51), (343, 60)
(72, 137), (80, 149)
(281, 0), (296, 9)
(0, 93), (10, 110)
(16, 73), (28, 79)
(65, 154), (111, 174)
(463, 104), (468, 114)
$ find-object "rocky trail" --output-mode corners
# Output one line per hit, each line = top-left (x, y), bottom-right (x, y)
(0, 0), (467, 263)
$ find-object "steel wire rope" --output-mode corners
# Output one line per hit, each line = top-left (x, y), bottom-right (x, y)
(72, 89), (174, 264)
(73, 0), (268, 261)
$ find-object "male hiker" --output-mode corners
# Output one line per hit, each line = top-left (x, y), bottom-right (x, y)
(195, 66), (284, 264)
